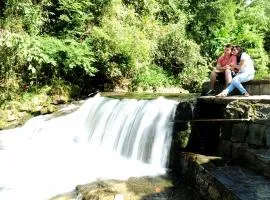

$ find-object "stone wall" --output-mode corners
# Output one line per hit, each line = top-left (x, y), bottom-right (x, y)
(218, 101), (270, 158)
(176, 96), (270, 199)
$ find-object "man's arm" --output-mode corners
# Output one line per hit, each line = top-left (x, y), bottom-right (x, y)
(216, 55), (225, 71)
(230, 55), (237, 66)
(229, 55), (238, 72)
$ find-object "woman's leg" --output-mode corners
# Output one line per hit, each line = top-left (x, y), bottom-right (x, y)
(220, 81), (235, 95)
(216, 72), (254, 97)
(230, 73), (254, 94)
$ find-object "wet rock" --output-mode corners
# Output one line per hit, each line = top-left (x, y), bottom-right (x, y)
(218, 140), (232, 158)
(266, 127), (270, 148)
(208, 185), (221, 200)
(247, 124), (267, 146)
(231, 123), (248, 142)
(49, 176), (204, 200)
(231, 143), (248, 159)
(242, 148), (270, 178)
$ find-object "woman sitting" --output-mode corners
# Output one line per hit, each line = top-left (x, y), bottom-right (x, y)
(216, 45), (255, 97)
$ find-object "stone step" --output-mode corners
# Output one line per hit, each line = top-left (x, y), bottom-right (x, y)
(181, 152), (239, 200)
(181, 152), (270, 200)
(210, 165), (270, 200)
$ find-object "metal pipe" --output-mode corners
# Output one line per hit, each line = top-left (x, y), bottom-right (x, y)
(172, 118), (251, 123)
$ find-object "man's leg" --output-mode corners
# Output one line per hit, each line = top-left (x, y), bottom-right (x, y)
(210, 70), (218, 90)
(225, 69), (232, 87)
(207, 70), (219, 95)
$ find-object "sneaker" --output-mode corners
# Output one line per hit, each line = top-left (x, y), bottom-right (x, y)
(206, 89), (216, 96)
(215, 91), (228, 97)
(243, 92), (250, 97)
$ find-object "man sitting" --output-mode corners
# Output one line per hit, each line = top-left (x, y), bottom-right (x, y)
(207, 44), (237, 95)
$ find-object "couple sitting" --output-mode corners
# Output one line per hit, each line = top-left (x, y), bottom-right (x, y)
(207, 44), (255, 97)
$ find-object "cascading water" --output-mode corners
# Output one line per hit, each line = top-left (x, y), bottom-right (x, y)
(0, 94), (178, 200)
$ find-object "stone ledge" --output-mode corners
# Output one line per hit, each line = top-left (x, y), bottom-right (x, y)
(198, 95), (270, 104)
(244, 79), (270, 85)
(202, 79), (270, 96)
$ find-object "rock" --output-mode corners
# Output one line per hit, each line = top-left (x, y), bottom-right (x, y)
(52, 95), (68, 105)
(247, 124), (267, 146)
(266, 127), (270, 148)
(231, 123), (248, 142)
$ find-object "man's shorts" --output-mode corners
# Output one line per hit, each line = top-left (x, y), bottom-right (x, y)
(216, 71), (236, 83)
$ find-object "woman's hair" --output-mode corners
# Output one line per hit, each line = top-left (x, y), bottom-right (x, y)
(233, 45), (244, 64)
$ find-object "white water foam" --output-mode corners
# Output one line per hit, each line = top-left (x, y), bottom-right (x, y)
(0, 94), (178, 200)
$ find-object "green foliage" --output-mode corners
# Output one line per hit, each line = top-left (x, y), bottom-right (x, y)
(231, 0), (270, 78)
(3, 0), (44, 34)
(179, 63), (210, 93)
(89, 0), (112, 25)
(88, 1), (155, 84)
(155, 23), (206, 76)
(37, 36), (96, 76)
(11, 35), (96, 88)
(233, 29), (269, 78)
(0, 31), (25, 102)
(0, 0), (270, 100)
(186, 0), (238, 58)
(42, 0), (112, 37)
(42, 0), (94, 37)
(0, 30), (96, 102)
(186, 0), (270, 78)
(132, 65), (176, 91)
(0, 0), (6, 17)
(154, 22), (208, 91)
(155, 0), (189, 24)
(122, 0), (159, 16)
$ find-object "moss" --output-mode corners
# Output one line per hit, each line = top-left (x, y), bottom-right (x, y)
(101, 92), (198, 100)
(225, 100), (257, 120)
(176, 123), (192, 148)
(126, 176), (173, 195)
(0, 91), (66, 130)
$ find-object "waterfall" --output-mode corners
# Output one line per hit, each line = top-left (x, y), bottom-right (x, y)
(0, 94), (178, 200)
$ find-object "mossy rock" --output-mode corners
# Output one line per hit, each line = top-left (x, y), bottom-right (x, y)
(225, 100), (256, 120)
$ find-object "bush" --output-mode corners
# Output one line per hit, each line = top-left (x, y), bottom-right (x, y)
(233, 28), (269, 78)
(3, 0), (44, 35)
(88, 1), (155, 87)
(0, 30), (97, 98)
(132, 65), (176, 91)
(179, 64), (210, 93)
(155, 23), (207, 76)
